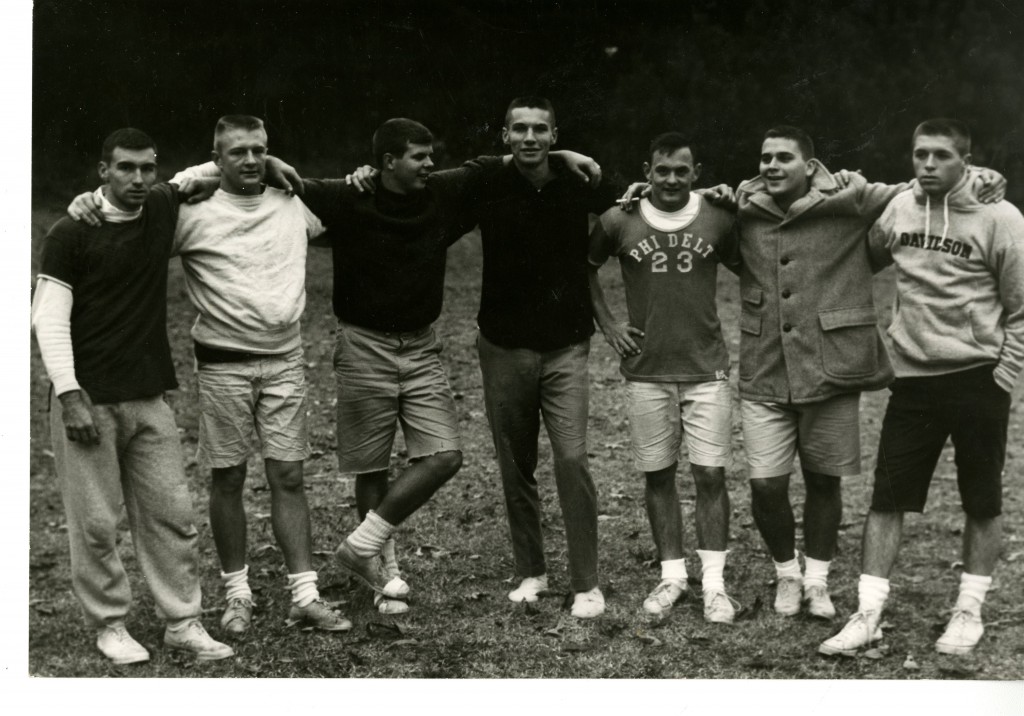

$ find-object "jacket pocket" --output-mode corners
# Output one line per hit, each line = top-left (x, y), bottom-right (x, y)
(818, 306), (879, 378)
(739, 286), (764, 379)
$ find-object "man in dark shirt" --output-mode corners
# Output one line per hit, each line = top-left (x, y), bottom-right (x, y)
(465, 97), (618, 618)
(31, 128), (233, 664)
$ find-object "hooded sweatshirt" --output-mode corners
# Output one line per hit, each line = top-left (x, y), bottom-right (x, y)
(868, 171), (1024, 391)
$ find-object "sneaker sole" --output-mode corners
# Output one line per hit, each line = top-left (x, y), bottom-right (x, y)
(705, 613), (735, 624)
(105, 653), (150, 666)
(817, 630), (882, 657)
(935, 641), (977, 656)
(805, 606), (837, 620)
(165, 642), (235, 662)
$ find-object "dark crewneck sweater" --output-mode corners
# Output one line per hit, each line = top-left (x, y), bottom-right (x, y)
(302, 159), (499, 332)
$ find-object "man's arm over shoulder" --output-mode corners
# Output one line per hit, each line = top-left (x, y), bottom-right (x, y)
(867, 198), (900, 273)
(991, 203), (1024, 392)
(298, 178), (360, 227)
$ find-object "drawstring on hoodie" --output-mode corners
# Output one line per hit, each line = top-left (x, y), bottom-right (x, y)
(923, 192), (952, 244)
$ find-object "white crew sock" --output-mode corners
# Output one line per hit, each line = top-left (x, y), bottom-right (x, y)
(955, 572), (992, 614)
(346, 510), (394, 558)
(696, 549), (728, 593)
(774, 551), (802, 580)
(803, 556), (831, 590)
(856, 574), (890, 614)
(286, 571), (320, 608)
(381, 537), (400, 578)
(660, 558), (688, 583)
(221, 565), (253, 603)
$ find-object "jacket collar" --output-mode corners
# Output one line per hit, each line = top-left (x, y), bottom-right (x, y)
(738, 159), (838, 222)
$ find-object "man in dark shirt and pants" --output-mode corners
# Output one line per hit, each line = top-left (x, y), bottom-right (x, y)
(466, 97), (616, 618)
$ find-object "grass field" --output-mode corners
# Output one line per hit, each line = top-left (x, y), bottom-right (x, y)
(27, 200), (1024, 679)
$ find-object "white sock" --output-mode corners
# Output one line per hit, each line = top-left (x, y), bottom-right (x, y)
(381, 537), (400, 578)
(696, 549), (728, 593)
(221, 565), (253, 603)
(956, 572), (992, 613)
(660, 558), (687, 583)
(346, 510), (394, 558)
(774, 552), (802, 580)
(803, 556), (831, 590)
(286, 571), (320, 608)
(857, 574), (890, 614)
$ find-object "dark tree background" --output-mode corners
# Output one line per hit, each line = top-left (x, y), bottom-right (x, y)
(32, 0), (1024, 203)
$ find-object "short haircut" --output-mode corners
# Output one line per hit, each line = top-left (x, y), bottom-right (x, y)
(764, 125), (815, 160)
(913, 118), (971, 156)
(649, 132), (696, 164)
(100, 127), (157, 163)
(213, 115), (266, 152)
(504, 96), (556, 127)
(372, 118), (433, 167)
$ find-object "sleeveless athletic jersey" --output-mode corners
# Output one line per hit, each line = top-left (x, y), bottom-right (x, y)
(590, 195), (739, 382)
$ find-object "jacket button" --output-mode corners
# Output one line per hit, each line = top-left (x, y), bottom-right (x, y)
(782, 289), (791, 298)
(780, 257), (790, 265)
(783, 323), (793, 332)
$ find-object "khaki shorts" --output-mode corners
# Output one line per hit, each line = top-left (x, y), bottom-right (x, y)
(625, 379), (733, 472)
(334, 320), (461, 474)
(196, 347), (310, 468)
(741, 393), (861, 478)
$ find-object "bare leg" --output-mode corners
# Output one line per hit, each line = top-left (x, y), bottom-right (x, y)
(861, 509), (904, 578)
(963, 515), (1001, 576)
(750, 474), (795, 562)
(691, 464), (728, 551)
(356, 469), (389, 520)
(209, 463), (249, 573)
(802, 470), (842, 561)
(265, 458), (312, 574)
(645, 463), (683, 561)
(374, 451), (462, 525)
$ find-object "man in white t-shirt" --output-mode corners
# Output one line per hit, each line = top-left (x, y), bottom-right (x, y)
(588, 133), (742, 623)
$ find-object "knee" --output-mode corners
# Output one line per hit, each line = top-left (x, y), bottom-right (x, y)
(691, 465), (726, 495)
(644, 468), (676, 491)
(430, 450), (463, 479)
(211, 465), (247, 494)
(267, 462), (305, 493)
(804, 472), (840, 498)
(749, 476), (789, 507)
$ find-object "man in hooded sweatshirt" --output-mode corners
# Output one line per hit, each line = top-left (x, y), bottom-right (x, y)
(819, 119), (1024, 657)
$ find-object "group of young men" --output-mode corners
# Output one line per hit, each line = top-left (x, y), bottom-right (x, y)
(32, 96), (1022, 667)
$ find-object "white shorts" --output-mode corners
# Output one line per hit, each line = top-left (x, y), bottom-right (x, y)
(625, 379), (733, 472)
(741, 394), (861, 479)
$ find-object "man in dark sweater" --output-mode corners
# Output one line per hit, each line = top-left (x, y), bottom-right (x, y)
(463, 97), (618, 618)
(31, 128), (233, 664)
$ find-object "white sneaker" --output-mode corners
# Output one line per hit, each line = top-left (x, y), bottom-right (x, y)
(96, 623), (150, 665)
(818, 610), (882, 656)
(508, 575), (548, 603)
(643, 579), (686, 616)
(803, 585), (836, 619)
(375, 593), (410, 615)
(774, 577), (802, 616)
(571, 587), (605, 619)
(164, 619), (234, 661)
(935, 607), (984, 655)
(703, 589), (740, 624)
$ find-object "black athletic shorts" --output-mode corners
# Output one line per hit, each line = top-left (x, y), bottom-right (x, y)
(871, 364), (1011, 518)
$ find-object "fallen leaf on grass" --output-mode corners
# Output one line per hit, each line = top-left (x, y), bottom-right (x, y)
(742, 653), (773, 669)
(416, 544), (449, 559)
(366, 622), (404, 639)
(543, 627), (563, 638)
(253, 512), (271, 520)
(468, 592), (490, 601)
(634, 632), (663, 647)
(863, 648), (885, 660)
(386, 639), (420, 650)
(253, 544), (279, 557)
(469, 554), (481, 560)
(31, 603), (54, 615)
(1005, 551), (1024, 563)
(562, 642), (589, 653)
(938, 662), (978, 677)
(902, 655), (920, 670)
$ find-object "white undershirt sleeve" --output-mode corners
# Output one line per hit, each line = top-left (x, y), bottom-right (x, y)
(31, 276), (80, 396)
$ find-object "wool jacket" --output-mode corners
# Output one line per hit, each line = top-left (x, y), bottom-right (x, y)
(868, 172), (1024, 392)
(735, 165), (906, 404)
